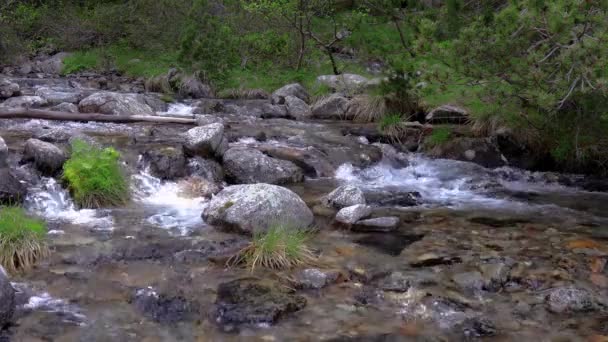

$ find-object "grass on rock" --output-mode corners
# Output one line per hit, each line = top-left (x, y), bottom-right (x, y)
(228, 224), (317, 272)
(62, 140), (130, 208)
(0, 206), (49, 273)
(426, 126), (452, 147)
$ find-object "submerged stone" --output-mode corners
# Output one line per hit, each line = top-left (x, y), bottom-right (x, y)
(355, 233), (424, 256)
(132, 287), (199, 324)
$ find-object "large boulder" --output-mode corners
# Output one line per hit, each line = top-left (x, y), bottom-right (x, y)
(183, 123), (226, 158)
(322, 185), (366, 209)
(177, 74), (213, 99)
(34, 87), (83, 105)
(0, 168), (26, 205)
(423, 137), (506, 168)
(78, 92), (155, 116)
(215, 278), (306, 326)
(0, 136), (7, 168)
(223, 147), (304, 185)
(35, 52), (71, 74)
(316, 74), (369, 94)
(188, 157), (224, 182)
(0, 96), (47, 109)
(202, 183), (314, 234)
(0, 79), (19, 99)
(425, 104), (468, 124)
(23, 138), (67, 176)
(311, 94), (350, 120)
(271, 83), (310, 105)
(50, 102), (79, 113)
(144, 146), (187, 180)
(0, 267), (15, 328)
(285, 95), (311, 120)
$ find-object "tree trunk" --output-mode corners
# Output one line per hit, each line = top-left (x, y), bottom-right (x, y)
(0, 109), (197, 125)
(326, 47), (340, 75)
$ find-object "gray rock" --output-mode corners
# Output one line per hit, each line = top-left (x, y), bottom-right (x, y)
(377, 271), (411, 292)
(78, 92), (155, 116)
(143, 95), (168, 112)
(425, 104), (468, 124)
(0, 95), (47, 109)
(132, 287), (198, 324)
(188, 157), (224, 182)
(144, 146), (187, 180)
(223, 147), (304, 185)
(271, 83), (310, 105)
(545, 286), (598, 313)
(34, 87), (83, 104)
(202, 183), (314, 234)
(293, 268), (339, 289)
(50, 102), (79, 113)
(35, 52), (71, 74)
(215, 278), (306, 325)
(316, 74), (369, 94)
(0, 168), (26, 205)
(452, 271), (485, 291)
(311, 93), (350, 119)
(423, 137), (506, 168)
(352, 216), (400, 232)
(0, 136), (7, 168)
(335, 204), (372, 224)
(23, 138), (67, 176)
(183, 123), (225, 158)
(195, 114), (224, 126)
(322, 185), (366, 209)
(480, 260), (513, 290)
(0, 78), (19, 99)
(0, 267), (15, 327)
(285, 95), (311, 119)
(177, 74), (213, 99)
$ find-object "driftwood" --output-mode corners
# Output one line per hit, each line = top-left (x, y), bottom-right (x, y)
(0, 108), (197, 125)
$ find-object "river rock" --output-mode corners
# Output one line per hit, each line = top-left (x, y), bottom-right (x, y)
(285, 95), (311, 119)
(425, 104), (468, 124)
(225, 101), (288, 119)
(34, 87), (83, 105)
(195, 114), (224, 126)
(215, 278), (306, 325)
(271, 83), (310, 105)
(0, 168), (26, 204)
(293, 268), (340, 289)
(183, 123), (225, 158)
(0, 136), (7, 168)
(0, 79), (19, 99)
(188, 157), (224, 182)
(0, 95), (47, 109)
(0, 267), (15, 327)
(352, 216), (400, 232)
(35, 52), (71, 74)
(311, 93), (350, 119)
(322, 185), (366, 209)
(132, 287), (198, 324)
(23, 138), (67, 176)
(144, 146), (187, 180)
(223, 147), (304, 185)
(545, 286), (599, 313)
(202, 183), (314, 234)
(452, 271), (485, 291)
(424, 137), (506, 168)
(316, 73), (369, 93)
(78, 92), (155, 116)
(177, 74), (213, 99)
(50, 102), (79, 113)
(335, 204), (372, 224)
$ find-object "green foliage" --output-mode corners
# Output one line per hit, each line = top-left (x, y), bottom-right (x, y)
(63, 140), (130, 208)
(379, 113), (402, 131)
(426, 126), (452, 147)
(228, 224), (317, 271)
(0, 206), (49, 273)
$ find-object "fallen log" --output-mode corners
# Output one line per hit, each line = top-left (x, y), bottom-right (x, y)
(0, 108), (197, 125)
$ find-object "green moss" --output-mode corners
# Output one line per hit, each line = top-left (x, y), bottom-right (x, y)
(426, 126), (452, 147)
(228, 224), (316, 271)
(62, 140), (130, 208)
(0, 206), (49, 273)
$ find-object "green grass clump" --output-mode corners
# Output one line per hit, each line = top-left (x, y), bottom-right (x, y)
(426, 126), (452, 147)
(228, 225), (317, 272)
(0, 206), (49, 273)
(63, 140), (130, 208)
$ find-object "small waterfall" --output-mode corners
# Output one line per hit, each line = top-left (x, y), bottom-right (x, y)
(158, 103), (196, 116)
(13, 282), (87, 326)
(25, 178), (114, 231)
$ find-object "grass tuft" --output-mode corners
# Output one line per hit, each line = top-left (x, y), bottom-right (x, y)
(228, 224), (317, 272)
(350, 94), (388, 123)
(426, 126), (452, 147)
(62, 140), (130, 208)
(0, 206), (49, 273)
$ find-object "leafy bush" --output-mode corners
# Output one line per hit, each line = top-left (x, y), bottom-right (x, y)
(0, 206), (49, 273)
(63, 140), (129, 208)
(228, 224), (317, 271)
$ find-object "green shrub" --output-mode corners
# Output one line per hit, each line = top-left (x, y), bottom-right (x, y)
(0, 206), (49, 273)
(228, 224), (316, 271)
(63, 140), (129, 208)
(427, 126), (452, 147)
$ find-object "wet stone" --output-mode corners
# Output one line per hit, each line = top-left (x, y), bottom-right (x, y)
(322, 185), (366, 209)
(461, 317), (497, 338)
(364, 190), (421, 207)
(355, 233), (424, 256)
(545, 286), (599, 313)
(293, 268), (340, 289)
(215, 278), (306, 326)
(131, 287), (199, 324)
(410, 254), (462, 268)
(352, 216), (400, 232)
(452, 271), (485, 291)
(335, 204), (372, 225)
(468, 216), (530, 228)
(376, 271), (411, 292)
